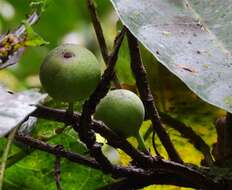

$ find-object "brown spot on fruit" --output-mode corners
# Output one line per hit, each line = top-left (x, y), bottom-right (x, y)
(63, 51), (75, 59)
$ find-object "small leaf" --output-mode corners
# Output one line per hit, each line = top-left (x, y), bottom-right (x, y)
(0, 86), (47, 137)
(23, 22), (49, 47)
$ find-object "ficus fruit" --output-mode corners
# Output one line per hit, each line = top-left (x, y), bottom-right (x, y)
(94, 89), (147, 152)
(39, 43), (101, 103)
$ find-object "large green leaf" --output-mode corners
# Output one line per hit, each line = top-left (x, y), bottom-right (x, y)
(111, 0), (232, 113)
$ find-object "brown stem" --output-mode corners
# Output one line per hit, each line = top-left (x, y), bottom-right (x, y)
(97, 174), (203, 190)
(15, 134), (100, 169)
(160, 112), (214, 165)
(126, 30), (183, 163)
(15, 134), (222, 190)
(76, 28), (126, 173)
(54, 146), (63, 190)
(33, 105), (155, 167)
(86, 0), (121, 88)
(86, 0), (108, 62)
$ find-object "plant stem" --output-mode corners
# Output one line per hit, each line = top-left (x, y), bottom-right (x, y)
(0, 127), (18, 190)
(86, 0), (121, 89)
(67, 102), (74, 116)
(135, 132), (148, 153)
(55, 148), (63, 190)
(143, 125), (153, 141)
(127, 30), (182, 163)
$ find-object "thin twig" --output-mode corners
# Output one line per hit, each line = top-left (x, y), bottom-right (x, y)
(30, 105), (222, 189)
(152, 131), (161, 157)
(143, 124), (153, 140)
(86, 0), (108, 63)
(33, 105), (154, 167)
(160, 112), (214, 166)
(15, 134), (221, 190)
(15, 134), (100, 169)
(0, 127), (18, 190)
(144, 112), (213, 165)
(97, 173), (200, 190)
(54, 146), (63, 190)
(86, 0), (121, 88)
(126, 30), (183, 163)
(76, 27), (126, 172)
(13, 134), (149, 179)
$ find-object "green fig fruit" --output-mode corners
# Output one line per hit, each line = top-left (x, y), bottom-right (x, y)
(39, 43), (101, 103)
(94, 89), (147, 152)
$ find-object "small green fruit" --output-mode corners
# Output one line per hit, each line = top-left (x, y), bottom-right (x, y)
(94, 89), (147, 152)
(39, 44), (101, 102)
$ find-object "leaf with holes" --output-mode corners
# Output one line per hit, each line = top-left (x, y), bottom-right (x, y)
(111, 0), (232, 113)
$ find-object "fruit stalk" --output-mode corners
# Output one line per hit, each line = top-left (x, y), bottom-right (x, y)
(135, 132), (148, 153)
(67, 102), (74, 116)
